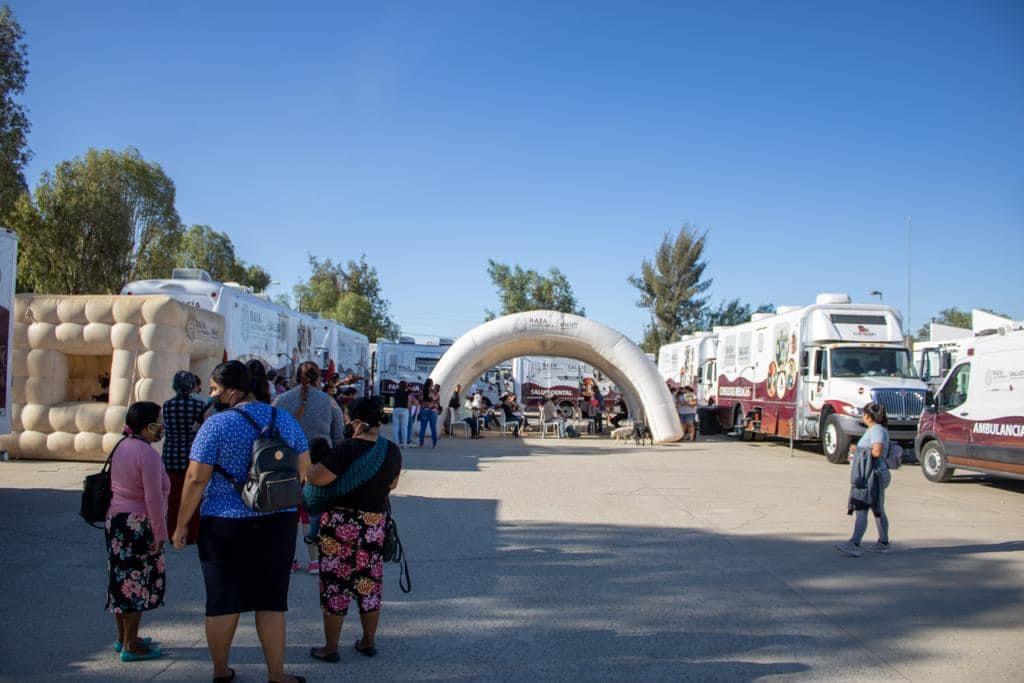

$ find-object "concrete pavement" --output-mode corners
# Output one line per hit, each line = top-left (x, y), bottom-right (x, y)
(1, 432), (1022, 681)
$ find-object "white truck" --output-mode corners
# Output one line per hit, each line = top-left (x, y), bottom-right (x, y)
(657, 332), (718, 404)
(0, 228), (17, 439)
(511, 356), (620, 416)
(713, 293), (928, 463)
(374, 337), (451, 400)
(122, 269), (369, 387)
(914, 322), (971, 391)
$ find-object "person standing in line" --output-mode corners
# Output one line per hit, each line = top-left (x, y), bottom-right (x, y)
(161, 371), (206, 546)
(307, 397), (402, 663)
(247, 360), (273, 405)
(417, 378), (441, 448)
(173, 361), (310, 683)
(391, 380), (411, 447)
(443, 383), (462, 436)
(677, 386), (698, 441)
(275, 362), (345, 575)
(106, 402), (170, 662)
(836, 403), (893, 557)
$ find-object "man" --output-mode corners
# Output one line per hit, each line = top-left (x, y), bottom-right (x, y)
(541, 395), (567, 437)
(443, 383), (462, 435)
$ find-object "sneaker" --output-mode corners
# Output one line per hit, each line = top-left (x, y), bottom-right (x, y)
(865, 542), (891, 554)
(834, 541), (863, 557)
(291, 560), (302, 572)
(308, 561), (320, 575)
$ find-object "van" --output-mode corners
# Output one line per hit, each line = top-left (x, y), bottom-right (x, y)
(916, 329), (1024, 482)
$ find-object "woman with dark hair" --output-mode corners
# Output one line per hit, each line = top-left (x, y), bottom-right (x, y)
(306, 397), (402, 663)
(106, 401), (169, 661)
(836, 402), (893, 557)
(247, 359), (272, 404)
(161, 371), (206, 546)
(391, 380), (411, 447)
(417, 378), (440, 448)
(172, 360), (310, 683)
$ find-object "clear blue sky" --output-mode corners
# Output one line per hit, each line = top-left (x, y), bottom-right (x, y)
(12, 1), (1024, 341)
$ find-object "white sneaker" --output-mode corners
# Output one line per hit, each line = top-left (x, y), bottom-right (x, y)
(834, 541), (863, 557)
(865, 542), (891, 554)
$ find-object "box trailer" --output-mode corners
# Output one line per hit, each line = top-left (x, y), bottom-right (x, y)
(657, 332), (718, 404)
(0, 228), (16, 439)
(714, 293), (928, 463)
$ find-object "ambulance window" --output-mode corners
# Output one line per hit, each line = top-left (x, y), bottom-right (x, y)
(757, 333), (765, 353)
(939, 364), (970, 411)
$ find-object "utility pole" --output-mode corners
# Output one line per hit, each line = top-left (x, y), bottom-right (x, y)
(906, 216), (912, 337)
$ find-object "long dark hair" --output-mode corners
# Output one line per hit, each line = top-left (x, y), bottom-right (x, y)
(421, 378), (434, 401)
(295, 361), (321, 419)
(247, 360), (271, 404)
(211, 361), (251, 395)
(863, 402), (888, 426)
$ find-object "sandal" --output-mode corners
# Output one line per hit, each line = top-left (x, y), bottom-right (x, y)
(310, 646), (340, 663)
(266, 677), (305, 683)
(213, 668), (235, 682)
(114, 636), (154, 653)
(120, 645), (164, 662)
(354, 639), (377, 657)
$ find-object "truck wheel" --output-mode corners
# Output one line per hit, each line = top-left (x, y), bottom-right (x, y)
(920, 440), (954, 482)
(822, 414), (851, 464)
(557, 401), (575, 419)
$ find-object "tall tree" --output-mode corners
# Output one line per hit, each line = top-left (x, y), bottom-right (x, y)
(0, 5), (31, 218)
(484, 260), (584, 319)
(175, 224), (272, 291)
(293, 254), (399, 341)
(10, 148), (182, 294)
(700, 299), (775, 329)
(628, 224), (712, 352)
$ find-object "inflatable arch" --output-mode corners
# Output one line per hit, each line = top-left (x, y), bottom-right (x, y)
(430, 311), (683, 444)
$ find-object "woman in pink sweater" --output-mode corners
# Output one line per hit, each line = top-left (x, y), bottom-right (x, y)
(106, 401), (170, 662)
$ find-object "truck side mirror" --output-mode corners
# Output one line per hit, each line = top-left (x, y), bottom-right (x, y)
(924, 391), (937, 411)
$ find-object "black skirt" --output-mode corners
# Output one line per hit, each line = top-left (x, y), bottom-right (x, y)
(198, 511), (298, 616)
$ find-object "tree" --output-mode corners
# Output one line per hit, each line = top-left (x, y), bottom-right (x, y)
(175, 224), (272, 291)
(10, 148), (182, 294)
(914, 306), (1008, 341)
(700, 299), (774, 329)
(628, 224), (712, 353)
(484, 260), (584, 320)
(293, 255), (399, 341)
(0, 5), (31, 218)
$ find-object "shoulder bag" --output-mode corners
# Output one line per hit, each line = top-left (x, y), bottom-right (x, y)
(80, 436), (130, 527)
(383, 498), (411, 593)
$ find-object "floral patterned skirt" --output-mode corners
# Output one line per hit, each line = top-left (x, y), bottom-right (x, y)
(317, 508), (387, 616)
(105, 513), (166, 614)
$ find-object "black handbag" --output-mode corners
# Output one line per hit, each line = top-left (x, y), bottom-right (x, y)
(383, 500), (411, 593)
(80, 436), (129, 527)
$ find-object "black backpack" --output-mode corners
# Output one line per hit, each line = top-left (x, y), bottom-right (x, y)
(215, 407), (303, 513)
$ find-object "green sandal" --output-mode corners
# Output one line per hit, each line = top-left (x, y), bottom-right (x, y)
(120, 645), (164, 662)
(114, 637), (155, 653)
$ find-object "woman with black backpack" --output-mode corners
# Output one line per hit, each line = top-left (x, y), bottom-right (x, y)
(172, 361), (310, 683)
(305, 397), (402, 663)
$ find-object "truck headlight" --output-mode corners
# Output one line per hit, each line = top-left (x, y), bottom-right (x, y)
(842, 405), (863, 417)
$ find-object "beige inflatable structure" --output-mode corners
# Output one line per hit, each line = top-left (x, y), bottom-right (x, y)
(2, 294), (225, 461)
(430, 311), (683, 443)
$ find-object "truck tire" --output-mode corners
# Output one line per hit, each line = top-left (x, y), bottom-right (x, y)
(920, 440), (954, 482)
(557, 401), (575, 419)
(822, 414), (851, 464)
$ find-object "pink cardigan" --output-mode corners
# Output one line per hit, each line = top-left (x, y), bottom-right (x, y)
(107, 437), (171, 541)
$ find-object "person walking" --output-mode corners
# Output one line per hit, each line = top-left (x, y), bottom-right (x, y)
(417, 378), (441, 448)
(275, 362), (346, 574)
(172, 361), (310, 683)
(835, 402), (893, 557)
(391, 380), (411, 447)
(106, 401), (170, 662)
(161, 371), (206, 546)
(306, 397), (402, 663)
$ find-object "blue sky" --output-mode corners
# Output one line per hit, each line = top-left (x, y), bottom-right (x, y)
(11, 1), (1024, 341)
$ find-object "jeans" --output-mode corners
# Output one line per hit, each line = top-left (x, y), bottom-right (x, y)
(392, 407), (409, 445)
(407, 408), (417, 443)
(419, 408), (438, 447)
(851, 475), (890, 545)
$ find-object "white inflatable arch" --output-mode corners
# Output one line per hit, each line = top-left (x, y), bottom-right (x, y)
(430, 311), (683, 443)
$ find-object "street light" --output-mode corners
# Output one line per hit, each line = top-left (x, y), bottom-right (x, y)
(869, 290), (883, 304)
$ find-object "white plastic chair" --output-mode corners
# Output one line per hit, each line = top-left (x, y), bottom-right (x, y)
(449, 418), (470, 439)
(498, 414), (519, 437)
(541, 420), (562, 438)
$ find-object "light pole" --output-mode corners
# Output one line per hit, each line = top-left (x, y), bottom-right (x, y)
(869, 290), (883, 304)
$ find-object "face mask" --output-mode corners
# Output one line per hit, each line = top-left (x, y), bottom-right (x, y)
(211, 393), (231, 412)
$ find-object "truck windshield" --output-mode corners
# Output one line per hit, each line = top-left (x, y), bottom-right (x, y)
(830, 347), (917, 379)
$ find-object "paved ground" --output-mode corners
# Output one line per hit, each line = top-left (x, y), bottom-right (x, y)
(2, 431), (1023, 682)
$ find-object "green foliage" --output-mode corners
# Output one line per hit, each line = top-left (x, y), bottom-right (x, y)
(293, 255), (399, 341)
(628, 224), (712, 353)
(0, 5), (31, 218)
(914, 306), (1008, 341)
(175, 224), (272, 291)
(484, 260), (584, 320)
(10, 147), (182, 294)
(701, 299), (774, 329)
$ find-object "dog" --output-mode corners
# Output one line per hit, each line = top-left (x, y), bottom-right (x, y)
(611, 426), (632, 441)
(631, 422), (653, 446)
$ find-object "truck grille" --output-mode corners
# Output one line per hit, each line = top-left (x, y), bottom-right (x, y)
(871, 389), (926, 421)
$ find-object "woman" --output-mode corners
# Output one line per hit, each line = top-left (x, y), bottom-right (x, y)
(106, 401), (170, 662)
(275, 361), (346, 574)
(247, 359), (273, 404)
(417, 378), (441, 448)
(306, 397), (402, 663)
(161, 371), (206, 545)
(541, 395), (567, 437)
(172, 361), (310, 683)
(835, 402), (892, 557)
(609, 395), (629, 428)
(391, 380), (411, 447)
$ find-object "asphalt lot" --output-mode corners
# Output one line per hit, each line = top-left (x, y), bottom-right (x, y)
(1, 431), (1022, 681)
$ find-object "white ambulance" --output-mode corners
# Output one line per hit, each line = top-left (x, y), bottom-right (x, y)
(916, 326), (1024, 482)
(657, 332), (718, 404)
(714, 293), (928, 463)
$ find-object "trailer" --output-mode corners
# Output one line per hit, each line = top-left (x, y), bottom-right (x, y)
(714, 293), (928, 463)
(0, 229), (16, 439)
(657, 332), (718, 404)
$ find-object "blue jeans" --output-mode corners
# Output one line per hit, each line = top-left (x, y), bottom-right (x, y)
(419, 408), (438, 447)
(392, 407), (409, 445)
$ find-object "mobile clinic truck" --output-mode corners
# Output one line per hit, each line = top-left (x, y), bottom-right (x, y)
(916, 325), (1024, 482)
(0, 229), (16, 441)
(512, 356), (620, 415)
(714, 293), (928, 463)
(123, 269), (369, 383)
(657, 332), (718, 402)
(374, 337), (451, 400)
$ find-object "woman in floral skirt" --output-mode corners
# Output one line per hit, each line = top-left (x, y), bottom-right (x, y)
(105, 401), (170, 662)
(305, 397), (402, 663)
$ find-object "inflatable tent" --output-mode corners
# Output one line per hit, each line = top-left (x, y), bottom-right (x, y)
(430, 311), (683, 443)
(1, 294), (224, 461)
